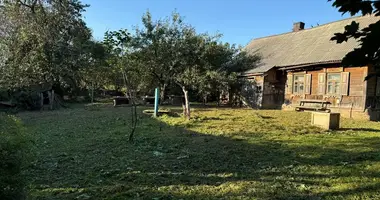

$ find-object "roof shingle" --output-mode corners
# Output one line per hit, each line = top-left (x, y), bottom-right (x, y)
(245, 15), (380, 74)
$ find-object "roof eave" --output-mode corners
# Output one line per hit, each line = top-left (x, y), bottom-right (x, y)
(241, 72), (264, 77)
(277, 60), (342, 70)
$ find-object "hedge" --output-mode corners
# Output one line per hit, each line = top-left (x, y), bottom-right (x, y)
(0, 114), (33, 200)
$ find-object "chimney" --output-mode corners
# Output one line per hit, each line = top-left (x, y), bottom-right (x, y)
(293, 22), (305, 32)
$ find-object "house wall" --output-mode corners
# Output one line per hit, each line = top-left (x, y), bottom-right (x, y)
(262, 68), (285, 108)
(364, 65), (380, 121)
(241, 75), (263, 108)
(284, 65), (368, 110)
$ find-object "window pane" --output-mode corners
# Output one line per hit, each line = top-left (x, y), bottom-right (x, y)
(299, 84), (304, 93)
(294, 83), (298, 93)
(328, 74), (341, 81)
(295, 75), (304, 81)
(335, 83), (340, 94)
(327, 82), (333, 93)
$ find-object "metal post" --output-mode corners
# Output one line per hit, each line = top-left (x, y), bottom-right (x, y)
(154, 87), (160, 117)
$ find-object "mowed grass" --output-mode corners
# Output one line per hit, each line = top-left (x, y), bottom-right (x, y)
(19, 105), (380, 199)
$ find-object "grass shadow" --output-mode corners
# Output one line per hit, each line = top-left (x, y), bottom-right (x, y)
(338, 128), (380, 132)
(21, 107), (380, 199)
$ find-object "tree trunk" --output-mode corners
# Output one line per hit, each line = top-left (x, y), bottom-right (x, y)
(228, 89), (234, 107)
(40, 93), (44, 110)
(91, 83), (94, 103)
(160, 83), (167, 105)
(122, 70), (138, 142)
(182, 98), (187, 116)
(129, 95), (137, 142)
(182, 86), (190, 120)
(217, 89), (220, 107)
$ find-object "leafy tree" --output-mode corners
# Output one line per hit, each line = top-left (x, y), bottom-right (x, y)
(0, 0), (93, 94)
(133, 12), (260, 119)
(225, 50), (261, 106)
(104, 29), (152, 141)
(329, 0), (380, 77)
(134, 12), (215, 119)
(78, 40), (111, 102)
(104, 29), (154, 96)
(134, 11), (182, 101)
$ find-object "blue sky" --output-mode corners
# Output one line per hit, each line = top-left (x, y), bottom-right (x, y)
(81, 0), (350, 46)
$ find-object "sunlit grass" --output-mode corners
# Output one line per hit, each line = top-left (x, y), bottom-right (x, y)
(19, 105), (380, 199)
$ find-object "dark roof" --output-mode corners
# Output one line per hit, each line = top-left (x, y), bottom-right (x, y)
(244, 15), (380, 74)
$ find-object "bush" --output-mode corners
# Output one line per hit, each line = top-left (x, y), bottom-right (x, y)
(12, 91), (41, 110)
(0, 114), (33, 200)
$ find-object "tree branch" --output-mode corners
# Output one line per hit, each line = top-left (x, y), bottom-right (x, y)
(17, 0), (38, 13)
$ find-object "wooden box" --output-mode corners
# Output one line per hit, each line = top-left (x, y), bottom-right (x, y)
(311, 112), (340, 130)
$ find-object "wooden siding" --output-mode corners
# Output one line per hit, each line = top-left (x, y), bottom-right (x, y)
(284, 65), (368, 109)
(345, 67), (366, 97)
(262, 68), (285, 108)
(366, 65), (376, 97)
(242, 75), (263, 108)
(365, 65), (380, 109)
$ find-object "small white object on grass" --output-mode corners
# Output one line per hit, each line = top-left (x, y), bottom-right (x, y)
(153, 151), (164, 156)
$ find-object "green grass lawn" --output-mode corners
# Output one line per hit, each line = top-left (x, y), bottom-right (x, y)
(19, 105), (380, 199)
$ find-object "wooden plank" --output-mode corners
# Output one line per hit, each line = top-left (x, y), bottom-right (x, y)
(341, 72), (350, 96)
(51, 90), (54, 110)
(296, 106), (327, 109)
(48, 91), (52, 110)
(295, 106), (330, 112)
(0, 101), (15, 107)
(318, 73), (326, 95)
(304, 74), (311, 94)
(286, 74), (293, 94)
(300, 99), (330, 103)
(326, 67), (343, 73)
(362, 66), (368, 110)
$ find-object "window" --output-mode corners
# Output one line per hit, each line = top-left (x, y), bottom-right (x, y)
(318, 72), (349, 96)
(327, 73), (341, 95)
(293, 75), (305, 94)
(286, 74), (311, 95)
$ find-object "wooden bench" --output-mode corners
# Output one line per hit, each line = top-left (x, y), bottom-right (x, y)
(113, 97), (129, 107)
(295, 99), (331, 113)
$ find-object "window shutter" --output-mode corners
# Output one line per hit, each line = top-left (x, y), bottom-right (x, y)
(304, 74), (311, 94)
(286, 74), (293, 94)
(340, 72), (350, 96)
(318, 73), (326, 95)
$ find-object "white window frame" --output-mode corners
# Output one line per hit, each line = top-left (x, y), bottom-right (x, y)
(326, 73), (341, 95)
(293, 74), (305, 95)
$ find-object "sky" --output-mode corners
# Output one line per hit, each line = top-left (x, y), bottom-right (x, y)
(81, 0), (350, 46)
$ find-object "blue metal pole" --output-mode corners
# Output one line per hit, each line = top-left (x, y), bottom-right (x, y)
(154, 87), (160, 117)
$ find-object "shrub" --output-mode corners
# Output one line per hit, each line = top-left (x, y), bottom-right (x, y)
(12, 91), (41, 110)
(0, 114), (33, 200)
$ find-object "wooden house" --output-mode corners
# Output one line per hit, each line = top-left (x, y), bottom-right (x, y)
(243, 15), (380, 120)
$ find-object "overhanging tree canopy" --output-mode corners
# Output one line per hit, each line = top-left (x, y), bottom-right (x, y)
(329, 0), (380, 77)
(0, 0), (93, 91)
